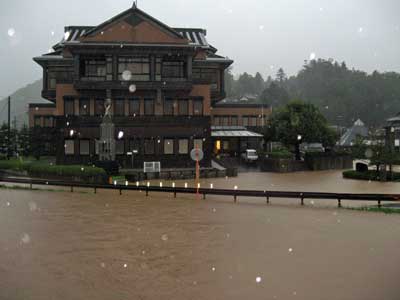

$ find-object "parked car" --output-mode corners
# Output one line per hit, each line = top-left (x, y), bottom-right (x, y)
(241, 149), (259, 163)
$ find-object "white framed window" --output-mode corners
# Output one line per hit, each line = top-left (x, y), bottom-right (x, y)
(80, 140), (90, 155)
(65, 140), (75, 155)
(178, 139), (189, 154)
(164, 139), (174, 154)
(194, 139), (203, 151)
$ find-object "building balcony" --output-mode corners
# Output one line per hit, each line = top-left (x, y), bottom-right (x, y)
(56, 115), (211, 128)
(73, 79), (193, 91)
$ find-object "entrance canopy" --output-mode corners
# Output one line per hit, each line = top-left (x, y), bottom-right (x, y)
(211, 126), (263, 138)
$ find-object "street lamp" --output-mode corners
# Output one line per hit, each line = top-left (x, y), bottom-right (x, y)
(296, 134), (303, 161)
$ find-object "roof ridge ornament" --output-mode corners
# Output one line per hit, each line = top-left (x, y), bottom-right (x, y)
(132, 1), (137, 8)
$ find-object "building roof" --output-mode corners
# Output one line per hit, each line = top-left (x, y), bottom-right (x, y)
(211, 129), (263, 138)
(211, 126), (263, 138)
(387, 112), (400, 125)
(339, 119), (369, 146)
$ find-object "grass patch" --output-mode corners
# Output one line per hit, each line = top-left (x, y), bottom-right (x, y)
(0, 184), (89, 194)
(346, 206), (400, 214)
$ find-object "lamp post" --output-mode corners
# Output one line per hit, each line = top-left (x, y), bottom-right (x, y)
(295, 134), (302, 161)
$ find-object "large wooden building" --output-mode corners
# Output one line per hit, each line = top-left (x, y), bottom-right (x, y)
(31, 4), (233, 168)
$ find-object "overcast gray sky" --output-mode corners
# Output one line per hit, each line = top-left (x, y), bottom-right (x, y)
(0, 0), (399, 97)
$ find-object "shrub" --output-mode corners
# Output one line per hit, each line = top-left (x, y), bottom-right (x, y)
(0, 160), (106, 181)
(267, 149), (293, 159)
(343, 170), (400, 182)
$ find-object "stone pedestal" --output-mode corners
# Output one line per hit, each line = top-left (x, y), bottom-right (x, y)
(98, 116), (116, 161)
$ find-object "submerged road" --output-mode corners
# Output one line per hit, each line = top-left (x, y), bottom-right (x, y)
(0, 171), (399, 300)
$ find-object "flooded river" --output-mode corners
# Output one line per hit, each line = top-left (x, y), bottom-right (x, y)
(1, 171), (400, 299)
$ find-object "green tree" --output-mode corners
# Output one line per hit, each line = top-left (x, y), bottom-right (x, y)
(267, 101), (338, 160)
(260, 82), (290, 107)
(18, 124), (31, 157)
(276, 68), (287, 84)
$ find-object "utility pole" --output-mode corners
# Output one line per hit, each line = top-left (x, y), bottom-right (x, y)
(7, 96), (11, 160)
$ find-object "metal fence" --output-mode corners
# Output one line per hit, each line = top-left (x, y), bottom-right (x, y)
(1, 177), (399, 208)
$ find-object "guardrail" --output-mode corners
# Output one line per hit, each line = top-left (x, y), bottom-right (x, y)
(1, 177), (399, 208)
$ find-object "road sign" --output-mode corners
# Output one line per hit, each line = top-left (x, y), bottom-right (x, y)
(190, 148), (204, 162)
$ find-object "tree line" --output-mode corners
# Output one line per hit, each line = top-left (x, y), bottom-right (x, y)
(225, 59), (400, 127)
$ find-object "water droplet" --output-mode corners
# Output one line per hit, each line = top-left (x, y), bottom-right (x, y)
(310, 52), (316, 60)
(256, 276), (262, 283)
(259, 25), (264, 31)
(358, 27), (363, 33)
(100, 262), (106, 268)
(129, 84), (136, 93)
(6, 202), (10, 206)
(161, 234), (168, 241)
(288, 248), (293, 253)
(123, 263), (128, 268)
(20, 233), (31, 244)
(122, 70), (132, 81)
(7, 28), (15, 37)
(28, 201), (37, 212)
(212, 208), (216, 213)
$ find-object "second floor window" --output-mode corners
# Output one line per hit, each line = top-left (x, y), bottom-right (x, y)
(95, 99), (105, 116)
(79, 98), (90, 116)
(178, 99), (188, 115)
(118, 56), (150, 81)
(193, 99), (203, 116)
(43, 116), (54, 128)
(64, 98), (75, 116)
(164, 98), (174, 116)
(144, 98), (155, 116)
(162, 59), (186, 79)
(113, 99), (125, 116)
(231, 116), (238, 126)
(81, 58), (106, 81)
(129, 98), (140, 116)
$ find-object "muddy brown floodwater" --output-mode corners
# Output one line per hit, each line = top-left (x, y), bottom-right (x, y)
(1, 171), (400, 300)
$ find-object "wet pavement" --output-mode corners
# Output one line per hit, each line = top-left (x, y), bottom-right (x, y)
(0, 171), (400, 300)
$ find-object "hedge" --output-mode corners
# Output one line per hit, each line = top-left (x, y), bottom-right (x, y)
(266, 149), (293, 159)
(0, 160), (106, 180)
(343, 170), (400, 182)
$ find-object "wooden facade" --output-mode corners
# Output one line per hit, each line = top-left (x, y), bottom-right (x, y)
(31, 4), (233, 168)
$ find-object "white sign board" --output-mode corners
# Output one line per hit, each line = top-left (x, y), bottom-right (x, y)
(144, 162), (161, 173)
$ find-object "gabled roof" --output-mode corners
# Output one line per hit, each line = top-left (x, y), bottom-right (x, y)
(82, 5), (184, 40)
(339, 119), (369, 146)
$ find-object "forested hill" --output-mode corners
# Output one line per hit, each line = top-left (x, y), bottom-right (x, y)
(226, 59), (400, 127)
(0, 79), (48, 127)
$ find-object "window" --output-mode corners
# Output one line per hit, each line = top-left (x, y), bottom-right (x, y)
(213, 116), (220, 126)
(164, 139), (174, 154)
(193, 68), (219, 90)
(155, 57), (162, 81)
(231, 116), (238, 126)
(223, 140), (230, 151)
(178, 139), (189, 154)
(65, 140), (74, 155)
(162, 57), (186, 78)
(116, 140), (125, 155)
(178, 99), (188, 115)
(144, 98), (155, 116)
(81, 58), (106, 81)
(144, 139), (155, 155)
(95, 99), (105, 116)
(222, 116), (229, 126)
(113, 99), (125, 116)
(64, 98), (75, 116)
(164, 98), (174, 116)
(118, 56), (150, 81)
(193, 99), (203, 116)
(129, 98), (140, 116)
(194, 139), (203, 151)
(43, 116), (54, 128)
(79, 98), (90, 116)
(34, 116), (41, 127)
(129, 139), (141, 154)
(48, 77), (56, 90)
(80, 140), (90, 155)
(250, 116), (258, 126)
(242, 116), (249, 127)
